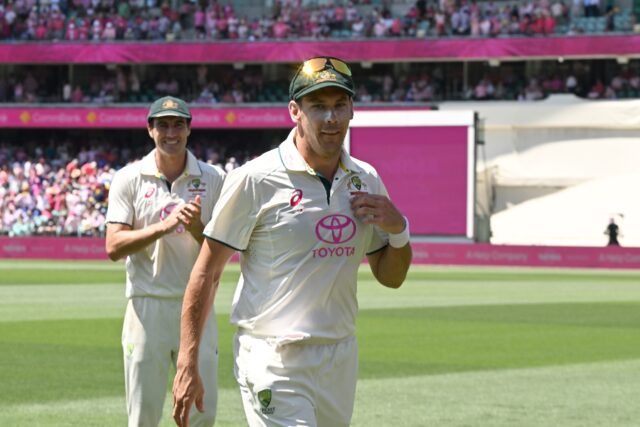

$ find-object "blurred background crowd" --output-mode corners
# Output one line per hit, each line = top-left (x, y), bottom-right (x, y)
(0, 0), (632, 42)
(0, 0), (638, 238)
(0, 130), (279, 238)
(2, 59), (640, 104)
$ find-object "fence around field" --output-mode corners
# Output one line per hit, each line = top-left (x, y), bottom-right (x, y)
(1, 237), (639, 269)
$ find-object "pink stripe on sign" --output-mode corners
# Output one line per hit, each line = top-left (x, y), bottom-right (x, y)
(0, 36), (638, 63)
(2, 237), (639, 269)
(0, 106), (428, 129)
(412, 242), (640, 269)
(0, 237), (107, 260)
(0, 107), (292, 128)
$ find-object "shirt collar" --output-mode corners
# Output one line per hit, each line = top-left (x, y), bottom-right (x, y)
(140, 149), (201, 179)
(278, 128), (365, 177)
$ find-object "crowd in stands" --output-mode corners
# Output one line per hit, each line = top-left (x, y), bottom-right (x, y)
(0, 134), (265, 237)
(0, 142), (115, 238)
(0, 0), (632, 42)
(2, 60), (640, 104)
(467, 67), (640, 100)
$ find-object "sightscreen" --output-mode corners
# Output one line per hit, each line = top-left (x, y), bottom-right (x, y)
(349, 111), (476, 239)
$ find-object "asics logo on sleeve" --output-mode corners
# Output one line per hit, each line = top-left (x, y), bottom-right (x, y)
(290, 189), (303, 207)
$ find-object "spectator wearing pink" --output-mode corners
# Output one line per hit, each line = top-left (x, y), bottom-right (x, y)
(102, 21), (116, 40)
(78, 18), (90, 40)
(373, 17), (387, 37)
(474, 78), (493, 99)
(248, 17), (262, 39)
(543, 74), (564, 92)
(64, 187), (83, 235)
(479, 14), (491, 35)
(334, 2), (346, 30)
(81, 161), (97, 177)
(390, 17), (402, 36)
(435, 9), (446, 35)
(273, 17), (289, 38)
(70, 86), (84, 102)
(115, 14), (128, 39)
(223, 2), (234, 18)
(35, 19), (48, 40)
(206, 10), (218, 38)
(470, 11), (481, 35)
(2, 199), (17, 226)
(50, 10), (65, 39)
(65, 21), (79, 40)
(227, 14), (239, 38)
(216, 13), (229, 38)
(542, 10), (556, 34)
(519, 13), (532, 34)
(91, 19), (102, 40)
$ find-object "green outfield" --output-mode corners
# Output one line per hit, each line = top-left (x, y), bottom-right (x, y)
(1, 260), (639, 427)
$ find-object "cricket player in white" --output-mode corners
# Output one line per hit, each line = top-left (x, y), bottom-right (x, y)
(172, 58), (412, 427)
(106, 96), (225, 427)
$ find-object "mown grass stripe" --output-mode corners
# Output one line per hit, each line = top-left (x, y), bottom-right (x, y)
(2, 360), (638, 427)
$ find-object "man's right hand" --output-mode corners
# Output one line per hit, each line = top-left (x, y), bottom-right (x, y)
(172, 363), (205, 427)
(162, 203), (188, 234)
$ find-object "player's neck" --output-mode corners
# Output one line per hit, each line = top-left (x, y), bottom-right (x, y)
(295, 136), (341, 180)
(155, 151), (186, 183)
(301, 152), (339, 180)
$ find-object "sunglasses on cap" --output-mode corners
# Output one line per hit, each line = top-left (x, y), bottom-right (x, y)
(300, 57), (352, 77)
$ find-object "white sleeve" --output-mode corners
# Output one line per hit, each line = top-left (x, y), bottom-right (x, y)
(199, 164), (226, 226)
(105, 169), (135, 226)
(203, 167), (260, 251)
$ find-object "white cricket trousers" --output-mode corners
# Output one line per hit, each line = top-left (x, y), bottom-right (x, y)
(234, 332), (358, 427)
(123, 297), (218, 427)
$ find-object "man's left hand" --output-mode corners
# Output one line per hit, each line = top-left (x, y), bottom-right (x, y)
(350, 194), (406, 234)
(178, 195), (204, 241)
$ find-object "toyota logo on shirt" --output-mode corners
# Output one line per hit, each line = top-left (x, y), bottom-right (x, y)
(315, 214), (356, 244)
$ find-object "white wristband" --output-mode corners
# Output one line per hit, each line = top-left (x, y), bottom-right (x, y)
(388, 216), (410, 248)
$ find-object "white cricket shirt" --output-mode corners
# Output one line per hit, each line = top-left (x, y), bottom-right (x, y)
(204, 129), (389, 342)
(107, 149), (225, 298)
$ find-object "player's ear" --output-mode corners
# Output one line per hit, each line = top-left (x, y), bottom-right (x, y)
(289, 99), (301, 122)
(147, 121), (154, 139)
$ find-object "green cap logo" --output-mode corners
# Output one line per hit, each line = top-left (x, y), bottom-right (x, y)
(258, 389), (272, 408)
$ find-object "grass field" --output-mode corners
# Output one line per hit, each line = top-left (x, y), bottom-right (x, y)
(1, 260), (639, 426)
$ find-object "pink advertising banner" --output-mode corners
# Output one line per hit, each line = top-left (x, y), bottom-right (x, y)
(0, 107), (292, 128)
(412, 242), (640, 269)
(0, 236), (107, 260)
(3, 237), (639, 269)
(0, 36), (638, 63)
(0, 106), (423, 129)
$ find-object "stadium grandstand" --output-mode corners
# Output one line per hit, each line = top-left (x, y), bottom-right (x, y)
(1, 0), (640, 267)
